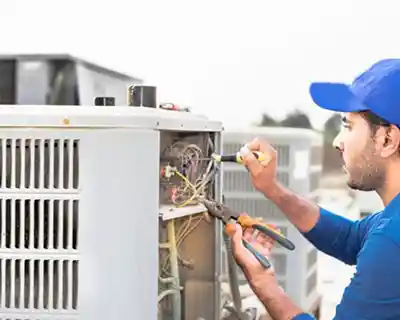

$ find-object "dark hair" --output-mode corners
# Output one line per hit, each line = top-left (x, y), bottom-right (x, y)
(359, 111), (400, 156)
(359, 111), (394, 134)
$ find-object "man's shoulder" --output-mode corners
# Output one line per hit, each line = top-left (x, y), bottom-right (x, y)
(363, 209), (400, 247)
(356, 210), (400, 250)
(357, 210), (383, 233)
(338, 220), (400, 319)
(378, 213), (400, 244)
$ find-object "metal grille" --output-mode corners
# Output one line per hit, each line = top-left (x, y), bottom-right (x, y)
(270, 254), (287, 276)
(0, 139), (79, 190)
(306, 270), (317, 296)
(310, 146), (322, 166)
(223, 143), (290, 167)
(0, 136), (80, 319)
(307, 249), (317, 269)
(309, 171), (320, 192)
(0, 258), (78, 310)
(224, 198), (286, 220)
(223, 171), (289, 192)
(236, 265), (287, 286)
(222, 130), (323, 312)
(278, 280), (286, 291)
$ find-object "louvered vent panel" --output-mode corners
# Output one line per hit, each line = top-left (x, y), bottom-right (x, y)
(0, 136), (80, 319)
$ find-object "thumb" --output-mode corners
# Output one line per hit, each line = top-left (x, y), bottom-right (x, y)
(230, 224), (246, 261)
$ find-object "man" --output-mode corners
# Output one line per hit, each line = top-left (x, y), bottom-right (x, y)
(230, 59), (400, 320)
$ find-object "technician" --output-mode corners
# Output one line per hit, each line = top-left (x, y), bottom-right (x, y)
(230, 59), (400, 319)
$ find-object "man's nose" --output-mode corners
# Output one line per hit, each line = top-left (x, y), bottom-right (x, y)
(332, 132), (343, 151)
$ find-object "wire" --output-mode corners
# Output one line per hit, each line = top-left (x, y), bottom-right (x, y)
(159, 140), (217, 279)
(160, 213), (205, 275)
(166, 142), (217, 207)
(158, 140), (219, 319)
(173, 170), (199, 207)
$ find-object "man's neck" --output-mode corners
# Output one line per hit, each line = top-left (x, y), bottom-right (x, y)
(377, 162), (400, 206)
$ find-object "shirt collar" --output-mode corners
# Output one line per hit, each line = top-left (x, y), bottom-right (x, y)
(384, 192), (400, 214)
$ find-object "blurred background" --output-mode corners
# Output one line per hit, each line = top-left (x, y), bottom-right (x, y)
(0, 0), (395, 319)
(3, 0), (400, 129)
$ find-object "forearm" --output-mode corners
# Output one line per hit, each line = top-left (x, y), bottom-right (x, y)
(248, 276), (305, 320)
(265, 181), (361, 264)
(264, 182), (319, 232)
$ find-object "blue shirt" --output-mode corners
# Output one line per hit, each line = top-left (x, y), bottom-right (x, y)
(292, 193), (400, 320)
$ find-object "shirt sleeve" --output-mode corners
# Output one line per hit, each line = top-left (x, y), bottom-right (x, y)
(301, 207), (373, 265)
(333, 230), (400, 319)
(292, 313), (316, 320)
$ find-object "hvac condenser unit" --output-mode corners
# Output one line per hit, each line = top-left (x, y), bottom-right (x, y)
(222, 127), (323, 315)
(0, 105), (223, 320)
(0, 54), (142, 106)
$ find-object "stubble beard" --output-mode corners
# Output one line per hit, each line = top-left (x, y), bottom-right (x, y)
(346, 142), (386, 192)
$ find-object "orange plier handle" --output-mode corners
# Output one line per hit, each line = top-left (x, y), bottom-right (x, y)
(201, 198), (295, 251)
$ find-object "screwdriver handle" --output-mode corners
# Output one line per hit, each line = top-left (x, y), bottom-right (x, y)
(242, 239), (271, 269)
(235, 151), (265, 164)
(213, 151), (266, 164)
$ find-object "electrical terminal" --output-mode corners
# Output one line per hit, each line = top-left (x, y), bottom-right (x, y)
(161, 165), (177, 179)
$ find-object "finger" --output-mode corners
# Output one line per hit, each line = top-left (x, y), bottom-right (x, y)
(246, 139), (275, 167)
(240, 145), (264, 175)
(255, 232), (272, 244)
(243, 227), (255, 242)
(231, 224), (247, 262)
(255, 233), (275, 250)
(247, 138), (274, 155)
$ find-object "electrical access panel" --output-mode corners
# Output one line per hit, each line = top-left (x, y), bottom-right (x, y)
(157, 127), (224, 320)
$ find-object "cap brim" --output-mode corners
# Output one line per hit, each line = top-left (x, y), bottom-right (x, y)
(309, 82), (368, 113)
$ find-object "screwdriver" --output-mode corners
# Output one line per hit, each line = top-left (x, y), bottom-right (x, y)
(212, 151), (266, 164)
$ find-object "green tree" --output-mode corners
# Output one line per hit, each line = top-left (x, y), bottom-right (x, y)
(280, 109), (313, 129)
(322, 113), (342, 172)
(324, 113), (341, 144)
(259, 113), (278, 127)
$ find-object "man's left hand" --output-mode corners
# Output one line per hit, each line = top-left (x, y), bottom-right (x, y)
(230, 222), (281, 296)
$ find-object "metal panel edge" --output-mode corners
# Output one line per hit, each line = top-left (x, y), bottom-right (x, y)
(0, 106), (223, 132)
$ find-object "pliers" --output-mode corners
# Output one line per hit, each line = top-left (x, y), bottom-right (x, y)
(200, 198), (296, 269)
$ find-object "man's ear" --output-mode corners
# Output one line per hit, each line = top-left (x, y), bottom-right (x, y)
(379, 125), (400, 158)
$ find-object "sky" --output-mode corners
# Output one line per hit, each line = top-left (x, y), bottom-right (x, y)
(1, 0), (400, 130)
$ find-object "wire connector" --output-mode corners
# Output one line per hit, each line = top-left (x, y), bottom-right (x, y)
(161, 165), (177, 179)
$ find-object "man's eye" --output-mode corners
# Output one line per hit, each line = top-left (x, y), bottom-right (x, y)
(342, 124), (351, 130)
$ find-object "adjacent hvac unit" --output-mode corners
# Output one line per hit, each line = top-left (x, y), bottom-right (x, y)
(0, 54), (142, 106)
(0, 105), (223, 320)
(222, 127), (323, 314)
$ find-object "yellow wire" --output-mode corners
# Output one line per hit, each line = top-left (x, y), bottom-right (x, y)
(173, 170), (199, 207)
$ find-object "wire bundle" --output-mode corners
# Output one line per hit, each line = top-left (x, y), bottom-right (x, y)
(158, 139), (218, 318)
(164, 141), (218, 207)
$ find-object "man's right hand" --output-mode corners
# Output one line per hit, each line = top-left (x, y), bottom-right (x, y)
(240, 138), (278, 197)
(241, 137), (320, 233)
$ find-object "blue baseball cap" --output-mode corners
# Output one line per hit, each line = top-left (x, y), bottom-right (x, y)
(310, 59), (400, 127)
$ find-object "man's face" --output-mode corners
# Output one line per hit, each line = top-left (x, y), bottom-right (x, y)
(333, 112), (386, 191)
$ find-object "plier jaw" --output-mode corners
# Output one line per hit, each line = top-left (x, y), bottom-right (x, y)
(199, 198), (232, 224)
(200, 197), (272, 269)
(200, 197), (296, 251)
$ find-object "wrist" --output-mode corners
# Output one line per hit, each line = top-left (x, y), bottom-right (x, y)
(261, 180), (282, 200)
(244, 270), (303, 319)
(251, 277), (282, 301)
(244, 269), (281, 299)
(256, 286), (304, 320)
